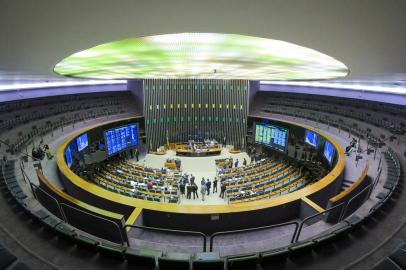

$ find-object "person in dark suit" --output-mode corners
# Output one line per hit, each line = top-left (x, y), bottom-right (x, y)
(186, 183), (192, 199)
(135, 148), (139, 161)
(192, 183), (199, 199)
(220, 183), (226, 199)
(190, 174), (195, 185)
(179, 181), (185, 197)
(234, 159), (239, 168)
(243, 158), (247, 166)
(213, 177), (218, 193)
(206, 179), (211, 195)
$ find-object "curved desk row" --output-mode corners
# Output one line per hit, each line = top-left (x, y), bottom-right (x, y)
(55, 115), (346, 233)
(176, 147), (222, 156)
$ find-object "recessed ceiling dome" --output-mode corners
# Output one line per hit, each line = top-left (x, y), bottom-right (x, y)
(54, 33), (349, 80)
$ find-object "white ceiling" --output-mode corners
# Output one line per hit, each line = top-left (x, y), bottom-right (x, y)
(0, 0), (405, 86)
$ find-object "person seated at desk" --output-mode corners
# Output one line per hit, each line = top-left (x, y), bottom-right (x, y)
(147, 180), (153, 190)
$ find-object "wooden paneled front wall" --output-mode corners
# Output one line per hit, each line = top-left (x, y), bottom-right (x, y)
(143, 79), (249, 150)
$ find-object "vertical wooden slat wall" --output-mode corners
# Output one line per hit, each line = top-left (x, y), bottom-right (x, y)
(144, 79), (249, 151)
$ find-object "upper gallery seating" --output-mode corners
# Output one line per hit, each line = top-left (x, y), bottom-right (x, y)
(257, 92), (405, 135)
(0, 91), (138, 155)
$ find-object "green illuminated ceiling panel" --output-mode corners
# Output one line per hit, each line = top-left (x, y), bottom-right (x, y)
(54, 33), (349, 80)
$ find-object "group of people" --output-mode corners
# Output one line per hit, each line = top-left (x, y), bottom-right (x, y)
(32, 143), (53, 160)
(178, 173), (228, 201)
(186, 139), (219, 152)
(222, 157), (248, 170)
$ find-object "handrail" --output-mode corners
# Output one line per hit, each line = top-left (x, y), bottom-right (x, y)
(339, 182), (374, 221)
(20, 161), (38, 197)
(209, 221), (299, 252)
(60, 203), (127, 246)
(294, 202), (346, 242)
(30, 182), (67, 222)
(124, 224), (208, 252)
(329, 164), (369, 203)
(36, 169), (123, 220)
(18, 161), (27, 184)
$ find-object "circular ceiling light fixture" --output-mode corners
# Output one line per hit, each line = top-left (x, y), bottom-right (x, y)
(54, 33), (349, 80)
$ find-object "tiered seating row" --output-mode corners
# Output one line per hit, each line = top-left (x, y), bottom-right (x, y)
(222, 161), (288, 188)
(228, 172), (307, 203)
(264, 105), (384, 148)
(116, 160), (181, 181)
(372, 242), (406, 269)
(219, 159), (279, 180)
(218, 158), (269, 176)
(0, 242), (31, 270)
(263, 94), (405, 134)
(0, 92), (135, 134)
(91, 160), (181, 203)
(9, 107), (130, 154)
(94, 170), (179, 203)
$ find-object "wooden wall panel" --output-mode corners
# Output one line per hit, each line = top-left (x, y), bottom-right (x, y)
(144, 79), (249, 150)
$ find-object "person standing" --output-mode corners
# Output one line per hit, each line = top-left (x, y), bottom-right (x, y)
(200, 184), (207, 201)
(179, 181), (185, 197)
(206, 179), (211, 195)
(201, 178), (206, 187)
(220, 183), (227, 199)
(186, 183), (192, 199)
(234, 159), (239, 168)
(135, 148), (140, 161)
(192, 183), (199, 199)
(213, 177), (218, 193)
(190, 174), (195, 185)
(183, 174), (189, 185)
(44, 145), (53, 160)
(243, 158), (247, 166)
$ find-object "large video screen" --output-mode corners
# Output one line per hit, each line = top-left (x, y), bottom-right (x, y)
(65, 145), (73, 168)
(105, 124), (138, 156)
(255, 123), (288, 152)
(305, 130), (318, 148)
(324, 141), (335, 164)
(76, 133), (88, 152)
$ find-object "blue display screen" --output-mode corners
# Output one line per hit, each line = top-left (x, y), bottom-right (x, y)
(255, 123), (288, 152)
(305, 130), (318, 147)
(105, 124), (138, 156)
(324, 141), (335, 163)
(76, 133), (88, 152)
(65, 145), (73, 168)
